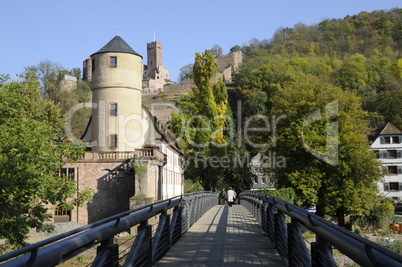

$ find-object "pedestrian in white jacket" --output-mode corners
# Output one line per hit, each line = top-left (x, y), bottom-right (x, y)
(227, 187), (236, 207)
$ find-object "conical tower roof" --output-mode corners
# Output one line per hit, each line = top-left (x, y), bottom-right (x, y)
(92, 35), (142, 58)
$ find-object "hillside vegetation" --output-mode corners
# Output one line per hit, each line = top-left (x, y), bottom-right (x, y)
(169, 8), (402, 226)
(235, 8), (402, 130)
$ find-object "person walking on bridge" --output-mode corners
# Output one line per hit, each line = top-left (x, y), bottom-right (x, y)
(227, 187), (236, 207)
(219, 188), (227, 205)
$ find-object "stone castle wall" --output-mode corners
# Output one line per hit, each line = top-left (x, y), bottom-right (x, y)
(216, 50), (242, 70)
(63, 160), (135, 224)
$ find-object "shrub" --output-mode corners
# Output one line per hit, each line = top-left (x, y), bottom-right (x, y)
(259, 188), (296, 203)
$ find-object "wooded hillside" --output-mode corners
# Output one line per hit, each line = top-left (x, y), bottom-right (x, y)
(235, 8), (402, 130)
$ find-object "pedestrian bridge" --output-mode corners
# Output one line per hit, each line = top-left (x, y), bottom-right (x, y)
(1, 191), (402, 266)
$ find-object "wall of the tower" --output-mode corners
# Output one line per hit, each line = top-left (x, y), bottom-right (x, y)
(83, 57), (92, 82)
(91, 52), (144, 152)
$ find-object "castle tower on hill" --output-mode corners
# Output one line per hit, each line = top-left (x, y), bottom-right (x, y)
(146, 41), (162, 78)
(143, 41), (169, 81)
(142, 41), (170, 93)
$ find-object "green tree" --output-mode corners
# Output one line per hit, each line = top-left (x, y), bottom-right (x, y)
(0, 71), (91, 249)
(335, 54), (368, 90)
(33, 60), (92, 138)
(210, 44), (223, 58)
(178, 63), (194, 82)
(391, 58), (402, 80)
(171, 50), (252, 191)
(230, 45), (242, 53)
(271, 75), (381, 225)
(34, 60), (66, 98)
(376, 87), (402, 128)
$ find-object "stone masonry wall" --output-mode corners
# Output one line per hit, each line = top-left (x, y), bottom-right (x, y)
(64, 160), (135, 224)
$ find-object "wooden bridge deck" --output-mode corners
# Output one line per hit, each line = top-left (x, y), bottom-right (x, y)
(156, 205), (285, 266)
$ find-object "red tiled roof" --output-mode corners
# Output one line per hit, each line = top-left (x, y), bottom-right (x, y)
(379, 122), (402, 135)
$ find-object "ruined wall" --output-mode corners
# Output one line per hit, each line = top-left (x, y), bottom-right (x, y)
(143, 65), (170, 94)
(216, 50), (242, 70)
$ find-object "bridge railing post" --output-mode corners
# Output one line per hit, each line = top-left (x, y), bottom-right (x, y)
(257, 199), (262, 226)
(287, 221), (311, 267)
(123, 221), (152, 266)
(311, 236), (337, 267)
(261, 202), (268, 233)
(274, 211), (288, 264)
(267, 203), (275, 244)
(170, 206), (182, 246)
(93, 236), (119, 267)
(152, 211), (171, 262)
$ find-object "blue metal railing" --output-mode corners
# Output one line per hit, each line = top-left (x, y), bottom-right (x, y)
(0, 192), (218, 267)
(240, 190), (402, 267)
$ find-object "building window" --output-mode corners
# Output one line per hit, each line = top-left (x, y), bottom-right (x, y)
(92, 59), (95, 71)
(384, 136), (391, 144)
(60, 168), (75, 180)
(54, 206), (71, 223)
(393, 136), (400, 144)
(110, 134), (117, 147)
(110, 57), (117, 68)
(55, 206), (71, 216)
(388, 166), (398, 175)
(389, 182), (400, 191)
(388, 150), (397, 158)
(110, 103), (117, 116)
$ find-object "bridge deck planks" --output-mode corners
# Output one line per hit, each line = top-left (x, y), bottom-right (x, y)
(155, 204), (285, 266)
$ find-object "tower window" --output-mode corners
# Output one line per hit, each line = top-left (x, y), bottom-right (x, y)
(110, 57), (117, 68)
(110, 134), (117, 147)
(92, 59), (95, 71)
(110, 103), (117, 116)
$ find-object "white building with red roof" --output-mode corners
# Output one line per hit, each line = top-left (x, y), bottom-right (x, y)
(371, 122), (402, 202)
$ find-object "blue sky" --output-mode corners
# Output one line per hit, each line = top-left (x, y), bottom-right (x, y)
(0, 0), (400, 82)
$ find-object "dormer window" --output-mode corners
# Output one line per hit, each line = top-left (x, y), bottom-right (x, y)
(380, 136), (401, 144)
(110, 56), (117, 68)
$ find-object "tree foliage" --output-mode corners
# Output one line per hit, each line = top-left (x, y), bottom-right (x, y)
(271, 75), (381, 222)
(33, 60), (92, 138)
(170, 50), (253, 192)
(178, 63), (194, 82)
(0, 71), (91, 249)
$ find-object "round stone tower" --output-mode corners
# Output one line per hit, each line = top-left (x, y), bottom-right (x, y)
(90, 35), (143, 152)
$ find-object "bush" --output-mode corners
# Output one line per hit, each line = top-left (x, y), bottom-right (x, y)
(380, 240), (402, 254)
(259, 188), (296, 204)
(184, 179), (204, 193)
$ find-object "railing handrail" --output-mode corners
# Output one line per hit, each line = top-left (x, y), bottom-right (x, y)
(240, 190), (402, 266)
(0, 191), (216, 266)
